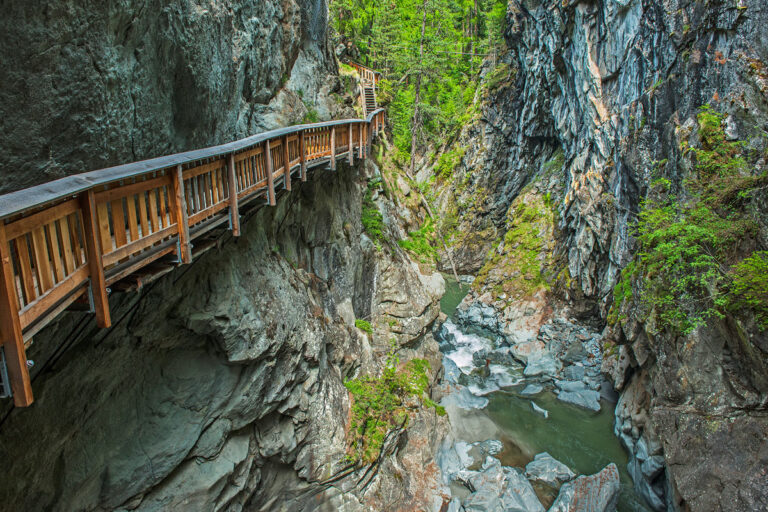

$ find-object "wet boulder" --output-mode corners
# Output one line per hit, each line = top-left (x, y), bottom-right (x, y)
(525, 452), (576, 488)
(462, 457), (545, 512)
(549, 463), (620, 512)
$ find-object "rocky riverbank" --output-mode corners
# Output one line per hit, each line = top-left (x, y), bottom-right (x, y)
(429, 283), (649, 511)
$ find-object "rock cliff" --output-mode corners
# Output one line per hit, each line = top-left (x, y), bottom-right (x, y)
(422, 0), (768, 510)
(0, 2), (449, 510)
(0, 0), (347, 194)
(0, 160), (448, 511)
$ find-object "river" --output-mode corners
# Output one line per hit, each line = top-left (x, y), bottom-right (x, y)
(439, 276), (650, 511)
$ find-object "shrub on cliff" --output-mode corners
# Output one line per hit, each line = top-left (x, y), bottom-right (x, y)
(611, 106), (768, 334)
(344, 350), (444, 464)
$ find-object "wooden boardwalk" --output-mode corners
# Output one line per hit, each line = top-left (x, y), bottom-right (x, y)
(0, 62), (385, 407)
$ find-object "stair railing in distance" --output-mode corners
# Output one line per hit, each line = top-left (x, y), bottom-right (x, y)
(0, 69), (386, 407)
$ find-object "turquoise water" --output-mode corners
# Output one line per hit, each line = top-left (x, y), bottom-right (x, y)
(440, 275), (649, 511)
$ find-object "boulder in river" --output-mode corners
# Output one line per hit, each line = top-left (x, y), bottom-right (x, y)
(524, 353), (560, 378)
(548, 463), (620, 512)
(556, 388), (601, 412)
(521, 383), (543, 396)
(524, 452), (575, 488)
(531, 401), (549, 419)
(441, 386), (490, 410)
(462, 457), (545, 512)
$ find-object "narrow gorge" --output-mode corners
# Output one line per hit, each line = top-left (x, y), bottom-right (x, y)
(0, 1), (766, 512)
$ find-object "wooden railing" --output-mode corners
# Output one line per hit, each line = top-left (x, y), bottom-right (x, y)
(350, 62), (381, 86)
(0, 103), (386, 407)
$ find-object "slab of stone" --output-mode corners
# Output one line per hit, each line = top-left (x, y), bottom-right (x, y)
(557, 388), (601, 412)
(521, 383), (543, 396)
(441, 386), (490, 410)
(549, 463), (620, 512)
(524, 452), (575, 487)
(523, 353), (560, 378)
(462, 457), (546, 512)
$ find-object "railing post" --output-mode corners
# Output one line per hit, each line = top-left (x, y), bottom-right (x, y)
(282, 135), (291, 192)
(0, 221), (34, 407)
(330, 127), (336, 170)
(171, 165), (192, 263)
(300, 131), (307, 182)
(265, 140), (277, 206)
(79, 189), (111, 329)
(348, 123), (354, 165)
(226, 154), (240, 236)
(359, 124), (364, 159)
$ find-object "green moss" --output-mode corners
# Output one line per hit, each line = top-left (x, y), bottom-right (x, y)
(473, 189), (555, 300)
(355, 319), (373, 334)
(362, 179), (387, 250)
(345, 352), (442, 464)
(483, 62), (514, 92)
(436, 145), (466, 180)
(398, 218), (437, 263)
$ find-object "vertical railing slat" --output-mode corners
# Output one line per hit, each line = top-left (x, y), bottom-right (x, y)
(265, 141), (276, 206)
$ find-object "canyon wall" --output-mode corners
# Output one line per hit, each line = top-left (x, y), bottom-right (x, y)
(427, 0), (768, 510)
(0, 2), (448, 510)
(0, 0), (347, 194)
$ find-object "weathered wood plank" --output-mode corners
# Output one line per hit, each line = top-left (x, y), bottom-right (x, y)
(103, 225), (176, 267)
(95, 175), (170, 204)
(31, 227), (53, 293)
(283, 135), (292, 192)
(171, 165), (191, 264)
(226, 153), (240, 236)
(0, 222), (34, 406)
(96, 202), (113, 254)
(126, 196), (139, 242)
(58, 218), (76, 275)
(265, 140), (276, 206)
(14, 236), (36, 304)
(79, 189), (111, 328)
(300, 131), (307, 182)
(111, 199), (127, 248)
(330, 127), (336, 170)
(5, 199), (79, 241)
(148, 189), (160, 233)
(19, 265), (88, 330)
(48, 222), (66, 282)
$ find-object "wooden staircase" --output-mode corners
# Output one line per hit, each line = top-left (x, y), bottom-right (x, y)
(362, 81), (377, 118)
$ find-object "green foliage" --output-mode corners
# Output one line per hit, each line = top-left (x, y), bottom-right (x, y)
(728, 252), (768, 329)
(398, 218), (437, 262)
(436, 145), (466, 179)
(612, 106), (768, 334)
(344, 351), (442, 463)
(362, 179), (387, 249)
(355, 319), (373, 334)
(331, 0), (507, 155)
(483, 62), (513, 92)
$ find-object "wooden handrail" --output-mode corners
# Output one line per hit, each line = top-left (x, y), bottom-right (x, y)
(0, 66), (385, 406)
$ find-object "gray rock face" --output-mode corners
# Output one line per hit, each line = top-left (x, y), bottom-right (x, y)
(0, 162), (446, 511)
(0, 0), (348, 194)
(433, 0), (768, 506)
(525, 452), (576, 488)
(549, 463), (620, 512)
(462, 457), (545, 512)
